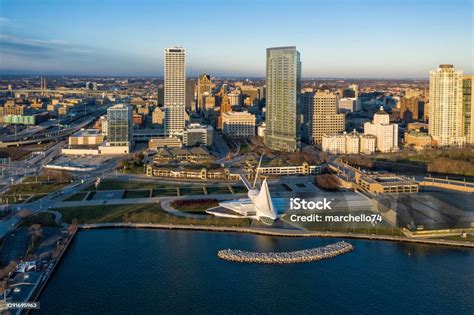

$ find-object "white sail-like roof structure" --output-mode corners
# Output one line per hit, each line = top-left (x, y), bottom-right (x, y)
(249, 178), (277, 225)
(207, 175), (277, 225)
(206, 156), (277, 225)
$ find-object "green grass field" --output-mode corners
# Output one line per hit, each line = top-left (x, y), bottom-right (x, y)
(63, 192), (88, 202)
(20, 212), (60, 227)
(178, 186), (205, 196)
(123, 190), (151, 199)
(206, 186), (232, 195)
(54, 203), (252, 227)
(152, 188), (178, 197)
(86, 180), (172, 191)
(1, 180), (68, 204)
(54, 204), (156, 224)
(171, 199), (219, 213)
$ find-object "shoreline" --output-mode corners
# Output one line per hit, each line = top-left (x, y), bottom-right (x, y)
(78, 223), (474, 249)
(24, 222), (471, 311)
(25, 228), (77, 315)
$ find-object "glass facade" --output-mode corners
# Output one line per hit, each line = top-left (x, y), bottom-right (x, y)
(264, 46), (301, 152)
(107, 104), (133, 147)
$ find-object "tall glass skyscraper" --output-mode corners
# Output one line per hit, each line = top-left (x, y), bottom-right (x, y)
(164, 47), (186, 136)
(264, 46), (301, 152)
(107, 104), (133, 148)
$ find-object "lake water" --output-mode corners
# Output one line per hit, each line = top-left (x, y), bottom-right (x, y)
(37, 229), (474, 314)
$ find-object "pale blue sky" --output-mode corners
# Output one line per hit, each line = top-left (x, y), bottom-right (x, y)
(0, 0), (472, 78)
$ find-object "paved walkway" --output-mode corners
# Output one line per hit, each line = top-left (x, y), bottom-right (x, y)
(53, 193), (246, 209)
(78, 223), (474, 248)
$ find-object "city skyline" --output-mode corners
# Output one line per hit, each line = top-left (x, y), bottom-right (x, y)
(0, 0), (472, 78)
(0, 1), (473, 314)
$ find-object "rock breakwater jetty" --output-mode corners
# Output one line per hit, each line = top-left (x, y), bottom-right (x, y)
(218, 241), (354, 264)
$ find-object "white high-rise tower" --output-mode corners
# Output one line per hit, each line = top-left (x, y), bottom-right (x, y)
(164, 47), (186, 136)
(429, 64), (465, 146)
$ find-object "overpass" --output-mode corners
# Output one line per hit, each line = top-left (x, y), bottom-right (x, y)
(0, 112), (102, 147)
(1, 88), (140, 96)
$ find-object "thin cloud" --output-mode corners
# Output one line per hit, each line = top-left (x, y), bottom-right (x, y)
(0, 34), (93, 57)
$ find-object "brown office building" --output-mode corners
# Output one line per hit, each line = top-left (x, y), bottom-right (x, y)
(399, 97), (419, 123)
(197, 73), (211, 111)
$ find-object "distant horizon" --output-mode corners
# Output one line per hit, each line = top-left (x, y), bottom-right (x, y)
(0, 0), (472, 77)
(0, 72), (432, 81)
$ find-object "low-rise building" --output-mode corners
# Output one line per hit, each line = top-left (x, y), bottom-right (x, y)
(68, 129), (104, 146)
(322, 131), (375, 155)
(345, 132), (360, 154)
(360, 134), (376, 154)
(2, 112), (48, 125)
(404, 130), (433, 150)
(257, 162), (321, 176)
(364, 107), (399, 152)
(152, 146), (213, 163)
(338, 97), (360, 112)
(183, 123), (213, 147)
(358, 173), (419, 194)
(146, 164), (239, 180)
(0, 100), (25, 115)
(322, 133), (347, 154)
(328, 160), (419, 194)
(58, 105), (69, 116)
(148, 137), (182, 150)
(222, 111), (256, 138)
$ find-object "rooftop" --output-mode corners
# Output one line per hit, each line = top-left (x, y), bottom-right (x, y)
(375, 106), (388, 115)
(71, 129), (102, 137)
(361, 173), (418, 186)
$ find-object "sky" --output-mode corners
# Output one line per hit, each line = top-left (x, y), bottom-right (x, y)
(0, 0), (472, 78)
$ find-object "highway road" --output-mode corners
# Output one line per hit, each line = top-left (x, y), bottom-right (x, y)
(0, 140), (66, 191)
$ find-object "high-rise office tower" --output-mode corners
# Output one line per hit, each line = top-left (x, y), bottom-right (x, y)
(264, 46), (301, 152)
(302, 88), (345, 144)
(186, 79), (196, 111)
(217, 94), (231, 129)
(399, 97), (419, 123)
(107, 104), (133, 149)
(157, 86), (164, 106)
(197, 73), (212, 111)
(429, 64), (465, 146)
(164, 47), (186, 136)
(463, 75), (474, 144)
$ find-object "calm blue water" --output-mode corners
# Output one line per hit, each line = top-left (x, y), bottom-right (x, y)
(37, 229), (473, 314)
